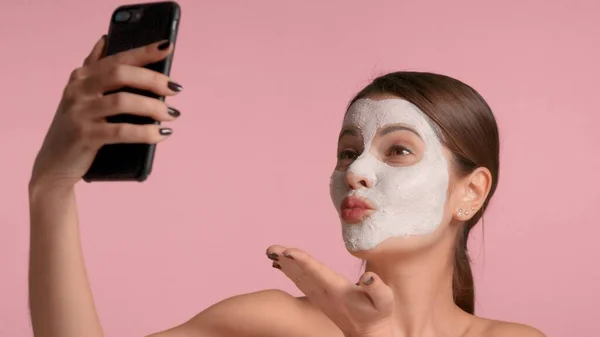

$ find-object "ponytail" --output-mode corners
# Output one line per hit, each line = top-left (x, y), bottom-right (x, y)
(452, 219), (476, 314)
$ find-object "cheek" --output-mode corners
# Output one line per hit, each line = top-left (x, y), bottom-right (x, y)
(329, 171), (347, 208)
(377, 164), (447, 203)
(443, 178), (462, 215)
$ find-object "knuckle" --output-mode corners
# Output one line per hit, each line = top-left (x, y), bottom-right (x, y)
(68, 67), (85, 82)
(286, 248), (301, 255)
(133, 125), (158, 144)
(116, 52), (136, 66)
(108, 64), (127, 83)
(109, 92), (129, 109)
(64, 100), (85, 117)
(146, 126), (162, 142)
(111, 124), (128, 140)
(62, 82), (81, 103)
(67, 119), (91, 143)
(145, 43), (159, 54)
(151, 71), (167, 85)
(113, 123), (128, 139)
(155, 100), (169, 117)
(109, 124), (155, 143)
(286, 248), (305, 260)
(139, 97), (166, 119)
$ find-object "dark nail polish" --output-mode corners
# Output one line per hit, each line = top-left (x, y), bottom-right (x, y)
(158, 40), (171, 50)
(167, 81), (183, 92)
(363, 276), (374, 286)
(272, 262), (281, 269)
(267, 252), (279, 261)
(283, 252), (294, 260)
(159, 128), (173, 136)
(355, 282), (360, 286)
(167, 106), (181, 118)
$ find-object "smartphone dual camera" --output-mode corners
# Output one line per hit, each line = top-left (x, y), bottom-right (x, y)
(113, 8), (143, 23)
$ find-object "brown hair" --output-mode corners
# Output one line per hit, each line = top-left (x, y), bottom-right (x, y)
(349, 71), (500, 314)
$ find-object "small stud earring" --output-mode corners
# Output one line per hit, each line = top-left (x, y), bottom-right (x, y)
(457, 209), (463, 216)
(465, 211), (470, 216)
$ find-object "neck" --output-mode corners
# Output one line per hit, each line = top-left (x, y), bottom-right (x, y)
(363, 239), (471, 337)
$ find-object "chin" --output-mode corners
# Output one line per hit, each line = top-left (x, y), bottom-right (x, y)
(345, 233), (444, 260)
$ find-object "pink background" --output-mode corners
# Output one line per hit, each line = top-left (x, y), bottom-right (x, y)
(1, 0), (599, 336)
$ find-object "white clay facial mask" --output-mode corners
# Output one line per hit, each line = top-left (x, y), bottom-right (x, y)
(329, 98), (449, 251)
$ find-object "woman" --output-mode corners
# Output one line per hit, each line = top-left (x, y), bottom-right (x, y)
(28, 37), (545, 337)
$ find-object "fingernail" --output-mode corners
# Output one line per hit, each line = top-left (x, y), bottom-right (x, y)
(355, 281), (360, 286)
(272, 262), (281, 269)
(282, 252), (294, 259)
(267, 252), (279, 261)
(158, 40), (171, 50)
(168, 81), (183, 92)
(159, 128), (173, 136)
(363, 276), (374, 286)
(167, 106), (181, 118)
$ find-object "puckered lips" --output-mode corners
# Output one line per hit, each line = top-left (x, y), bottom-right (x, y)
(340, 195), (376, 224)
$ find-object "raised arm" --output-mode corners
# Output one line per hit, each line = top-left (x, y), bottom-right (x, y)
(28, 36), (181, 337)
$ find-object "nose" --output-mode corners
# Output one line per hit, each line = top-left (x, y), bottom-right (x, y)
(345, 172), (373, 190)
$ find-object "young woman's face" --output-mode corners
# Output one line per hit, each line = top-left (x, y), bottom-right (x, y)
(330, 95), (456, 253)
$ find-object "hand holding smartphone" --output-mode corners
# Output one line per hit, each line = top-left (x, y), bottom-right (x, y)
(83, 1), (181, 182)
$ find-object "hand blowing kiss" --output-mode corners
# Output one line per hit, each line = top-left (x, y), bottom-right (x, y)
(266, 245), (396, 337)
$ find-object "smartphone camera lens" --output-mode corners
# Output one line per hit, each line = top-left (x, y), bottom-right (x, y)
(114, 10), (132, 22)
(130, 9), (143, 22)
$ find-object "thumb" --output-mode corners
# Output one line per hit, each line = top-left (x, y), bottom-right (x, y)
(358, 272), (394, 314)
(83, 35), (107, 66)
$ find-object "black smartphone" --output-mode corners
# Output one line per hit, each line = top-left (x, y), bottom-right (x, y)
(83, 1), (181, 182)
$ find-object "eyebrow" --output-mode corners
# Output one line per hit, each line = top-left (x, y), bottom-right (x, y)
(379, 125), (421, 139)
(338, 124), (422, 141)
(338, 128), (358, 141)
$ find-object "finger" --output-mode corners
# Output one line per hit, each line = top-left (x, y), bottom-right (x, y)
(358, 272), (394, 314)
(82, 64), (182, 97)
(91, 123), (173, 145)
(90, 92), (180, 121)
(266, 246), (348, 292)
(281, 248), (348, 290)
(83, 35), (107, 66)
(94, 39), (174, 70)
(266, 245), (285, 262)
(267, 246), (328, 299)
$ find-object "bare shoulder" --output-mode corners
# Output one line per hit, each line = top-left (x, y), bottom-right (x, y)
(473, 318), (546, 337)
(148, 290), (339, 337)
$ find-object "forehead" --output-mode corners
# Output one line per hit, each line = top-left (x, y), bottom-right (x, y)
(343, 98), (434, 138)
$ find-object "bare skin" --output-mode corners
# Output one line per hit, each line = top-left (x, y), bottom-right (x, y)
(28, 37), (546, 337)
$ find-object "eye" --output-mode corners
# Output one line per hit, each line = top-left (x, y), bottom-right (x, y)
(386, 145), (412, 157)
(338, 149), (358, 161)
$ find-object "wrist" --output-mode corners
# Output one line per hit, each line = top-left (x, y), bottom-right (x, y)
(29, 175), (75, 197)
(28, 177), (76, 210)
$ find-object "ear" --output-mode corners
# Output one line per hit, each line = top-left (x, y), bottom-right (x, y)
(452, 167), (492, 221)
